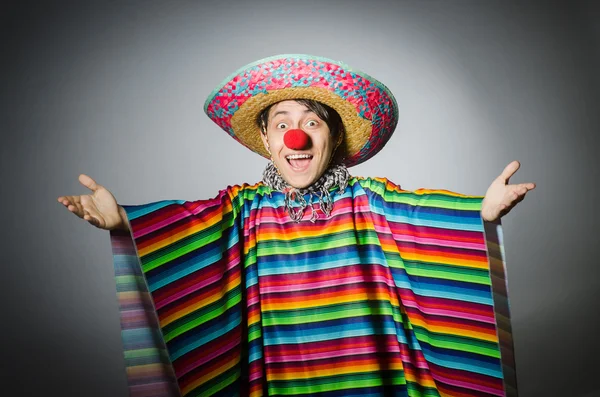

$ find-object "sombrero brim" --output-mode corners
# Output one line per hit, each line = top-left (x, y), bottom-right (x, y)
(204, 54), (398, 167)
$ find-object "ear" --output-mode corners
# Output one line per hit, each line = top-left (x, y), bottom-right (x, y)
(260, 129), (270, 154)
(329, 126), (345, 164)
(334, 125), (344, 150)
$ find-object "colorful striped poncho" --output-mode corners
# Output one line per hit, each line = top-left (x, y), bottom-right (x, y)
(109, 177), (518, 397)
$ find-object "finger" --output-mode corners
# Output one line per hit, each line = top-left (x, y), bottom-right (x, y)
(498, 161), (520, 184)
(83, 206), (103, 222)
(515, 185), (529, 196)
(509, 183), (534, 197)
(518, 182), (536, 191)
(67, 204), (81, 216)
(59, 195), (74, 205)
(85, 215), (99, 227)
(79, 174), (102, 193)
(502, 186), (529, 207)
(83, 210), (102, 227)
(73, 201), (89, 218)
(60, 195), (84, 208)
(68, 202), (84, 217)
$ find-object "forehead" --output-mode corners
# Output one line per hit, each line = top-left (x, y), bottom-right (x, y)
(268, 100), (314, 118)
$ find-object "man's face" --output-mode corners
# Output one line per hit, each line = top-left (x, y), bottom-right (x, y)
(261, 100), (336, 189)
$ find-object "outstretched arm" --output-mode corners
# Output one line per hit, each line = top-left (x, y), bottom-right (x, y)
(481, 161), (536, 222)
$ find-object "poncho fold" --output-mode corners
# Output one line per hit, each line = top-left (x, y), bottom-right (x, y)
(109, 177), (518, 397)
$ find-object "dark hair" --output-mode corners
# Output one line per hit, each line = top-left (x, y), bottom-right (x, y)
(257, 99), (343, 137)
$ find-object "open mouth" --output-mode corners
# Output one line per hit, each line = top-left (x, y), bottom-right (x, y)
(286, 153), (313, 172)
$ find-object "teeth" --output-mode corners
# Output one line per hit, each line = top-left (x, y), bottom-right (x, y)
(286, 154), (312, 160)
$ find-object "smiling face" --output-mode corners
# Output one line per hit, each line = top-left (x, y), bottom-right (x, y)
(260, 100), (338, 189)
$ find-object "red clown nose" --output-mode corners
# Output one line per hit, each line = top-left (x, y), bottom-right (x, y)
(283, 129), (309, 150)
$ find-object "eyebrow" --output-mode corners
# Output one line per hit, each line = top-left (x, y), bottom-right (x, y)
(271, 109), (312, 119)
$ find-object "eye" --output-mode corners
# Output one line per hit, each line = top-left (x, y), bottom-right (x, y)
(276, 122), (288, 129)
(305, 120), (319, 127)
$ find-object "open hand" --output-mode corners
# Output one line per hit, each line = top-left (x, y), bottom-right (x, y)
(481, 161), (535, 222)
(57, 174), (127, 231)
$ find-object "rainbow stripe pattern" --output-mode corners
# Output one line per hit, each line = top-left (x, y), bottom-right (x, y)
(110, 177), (517, 396)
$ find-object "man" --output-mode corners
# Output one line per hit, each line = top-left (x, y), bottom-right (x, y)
(59, 55), (534, 397)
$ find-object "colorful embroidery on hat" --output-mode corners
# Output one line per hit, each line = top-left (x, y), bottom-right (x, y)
(205, 55), (398, 167)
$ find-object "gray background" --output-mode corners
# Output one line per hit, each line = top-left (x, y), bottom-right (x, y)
(1, 1), (598, 396)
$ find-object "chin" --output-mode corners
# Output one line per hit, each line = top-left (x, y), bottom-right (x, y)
(281, 171), (319, 190)
(284, 176), (313, 189)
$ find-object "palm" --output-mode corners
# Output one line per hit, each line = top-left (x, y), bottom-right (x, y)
(58, 174), (123, 230)
(481, 161), (535, 222)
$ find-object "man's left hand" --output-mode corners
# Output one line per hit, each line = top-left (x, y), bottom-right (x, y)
(481, 161), (536, 222)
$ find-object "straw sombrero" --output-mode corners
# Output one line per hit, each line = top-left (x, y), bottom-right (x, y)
(204, 54), (398, 167)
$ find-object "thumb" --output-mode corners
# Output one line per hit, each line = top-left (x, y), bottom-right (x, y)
(498, 160), (520, 184)
(78, 174), (102, 192)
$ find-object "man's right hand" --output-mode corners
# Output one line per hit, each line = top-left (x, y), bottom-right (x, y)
(58, 174), (129, 231)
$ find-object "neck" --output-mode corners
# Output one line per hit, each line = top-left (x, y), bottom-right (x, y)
(262, 163), (351, 222)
